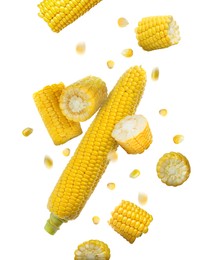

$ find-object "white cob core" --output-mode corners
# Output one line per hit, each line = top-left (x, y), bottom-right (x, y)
(112, 115), (147, 142)
(69, 95), (89, 113)
(168, 18), (180, 44)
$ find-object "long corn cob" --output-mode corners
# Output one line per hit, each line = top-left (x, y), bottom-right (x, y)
(33, 83), (82, 145)
(74, 240), (110, 259)
(38, 0), (102, 33)
(135, 16), (180, 51)
(156, 152), (191, 186)
(109, 200), (153, 244)
(59, 76), (107, 122)
(112, 115), (152, 154)
(44, 66), (147, 234)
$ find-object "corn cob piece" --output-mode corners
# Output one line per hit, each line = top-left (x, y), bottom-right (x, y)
(74, 240), (110, 260)
(135, 16), (180, 51)
(38, 0), (102, 33)
(44, 66), (147, 234)
(33, 83), (82, 145)
(112, 115), (152, 154)
(156, 152), (191, 186)
(109, 200), (153, 244)
(59, 76), (107, 122)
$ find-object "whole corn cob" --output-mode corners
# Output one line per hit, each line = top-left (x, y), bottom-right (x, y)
(59, 76), (107, 122)
(74, 240), (110, 259)
(44, 66), (147, 234)
(38, 0), (102, 33)
(156, 152), (191, 186)
(33, 83), (82, 145)
(112, 115), (152, 154)
(109, 200), (153, 243)
(135, 16), (180, 51)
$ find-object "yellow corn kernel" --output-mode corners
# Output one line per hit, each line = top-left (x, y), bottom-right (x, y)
(138, 193), (148, 205)
(74, 240), (110, 260)
(151, 67), (159, 81)
(107, 183), (116, 190)
(159, 109), (168, 116)
(59, 76), (107, 122)
(109, 200), (153, 243)
(136, 16), (180, 51)
(107, 150), (118, 162)
(44, 66), (147, 235)
(121, 48), (133, 57)
(156, 152), (191, 187)
(38, 0), (103, 33)
(22, 127), (33, 137)
(33, 83), (82, 145)
(92, 216), (100, 225)
(107, 60), (115, 69)
(112, 115), (152, 154)
(130, 169), (140, 178)
(118, 17), (129, 27)
(44, 155), (53, 169)
(173, 135), (184, 144)
(76, 42), (86, 55)
(62, 148), (70, 157)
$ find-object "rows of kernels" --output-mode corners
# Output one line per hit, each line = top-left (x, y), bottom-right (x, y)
(38, 0), (102, 32)
(33, 83), (82, 145)
(109, 200), (153, 243)
(47, 66), (147, 220)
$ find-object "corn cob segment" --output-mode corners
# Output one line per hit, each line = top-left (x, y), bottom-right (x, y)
(33, 83), (82, 145)
(38, 0), (102, 33)
(136, 16), (180, 51)
(44, 66), (147, 234)
(59, 76), (107, 122)
(112, 115), (152, 154)
(156, 152), (191, 186)
(109, 200), (153, 244)
(74, 240), (110, 260)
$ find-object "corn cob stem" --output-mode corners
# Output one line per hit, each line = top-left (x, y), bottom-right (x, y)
(44, 66), (147, 234)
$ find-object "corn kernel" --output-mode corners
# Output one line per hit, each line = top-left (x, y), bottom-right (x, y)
(118, 17), (129, 27)
(107, 150), (118, 162)
(138, 193), (148, 205)
(107, 60), (115, 69)
(173, 135), (184, 144)
(22, 127), (33, 137)
(62, 148), (70, 156)
(107, 183), (116, 190)
(159, 109), (168, 116)
(130, 169), (140, 178)
(122, 48), (133, 58)
(76, 42), (86, 54)
(92, 216), (100, 225)
(151, 67), (159, 81)
(44, 156), (53, 169)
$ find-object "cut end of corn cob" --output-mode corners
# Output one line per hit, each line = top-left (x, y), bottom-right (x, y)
(112, 115), (152, 154)
(74, 240), (110, 259)
(157, 152), (191, 186)
(136, 16), (180, 51)
(59, 76), (107, 122)
(109, 200), (153, 243)
(44, 213), (67, 235)
(22, 127), (33, 137)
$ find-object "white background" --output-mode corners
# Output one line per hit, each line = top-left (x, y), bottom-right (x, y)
(1, 0), (212, 259)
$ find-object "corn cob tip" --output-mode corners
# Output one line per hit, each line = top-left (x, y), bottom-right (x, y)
(44, 213), (67, 235)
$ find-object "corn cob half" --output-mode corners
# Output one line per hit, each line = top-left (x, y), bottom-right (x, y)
(33, 83), (82, 145)
(109, 200), (153, 243)
(112, 115), (152, 154)
(156, 152), (191, 186)
(135, 16), (180, 51)
(38, 0), (102, 33)
(59, 76), (107, 122)
(74, 240), (110, 260)
(44, 66), (147, 234)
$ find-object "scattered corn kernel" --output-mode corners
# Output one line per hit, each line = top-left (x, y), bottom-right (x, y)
(107, 150), (118, 162)
(107, 60), (115, 69)
(151, 67), (159, 81)
(22, 127), (33, 137)
(121, 48), (133, 58)
(159, 109), (168, 116)
(118, 17), (129, 27)
(107, 183), (116, 190)
(173, 135), (184, 144)
(138, 193), (148, 205)
(92, 216), (100, 225)
(44, 156), (53, 169)
(76, 42), (86, 55)
(130, 169), (140, 178)
(62, 148), (70, 157)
